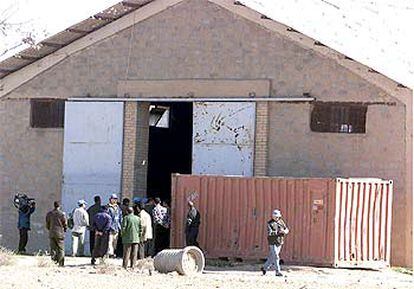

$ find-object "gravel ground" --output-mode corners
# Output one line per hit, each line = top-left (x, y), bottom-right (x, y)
(0, 255), (412, 289)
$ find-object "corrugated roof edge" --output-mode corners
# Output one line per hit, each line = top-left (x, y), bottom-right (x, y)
(0, 0), (411, 100)
(0, 0), (155, 79)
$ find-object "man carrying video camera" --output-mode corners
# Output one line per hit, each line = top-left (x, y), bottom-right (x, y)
(14, 193), (36, 254)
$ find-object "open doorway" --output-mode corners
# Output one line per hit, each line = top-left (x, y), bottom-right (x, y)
(146, 102), (193, 202)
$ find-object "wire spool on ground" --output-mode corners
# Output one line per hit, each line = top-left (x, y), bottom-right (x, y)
(154, 246), (205, 275)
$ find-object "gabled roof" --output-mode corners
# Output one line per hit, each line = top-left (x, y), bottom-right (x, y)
(0, 0), (411, 99)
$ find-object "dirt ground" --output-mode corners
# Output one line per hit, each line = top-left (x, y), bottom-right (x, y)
(0, 255), (412, 289)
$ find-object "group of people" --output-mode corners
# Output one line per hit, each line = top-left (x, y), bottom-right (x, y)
(17, 193), (289, 276)
(41, 194), (201, 269)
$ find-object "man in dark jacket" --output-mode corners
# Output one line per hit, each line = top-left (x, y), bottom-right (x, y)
(261, 209), (289, 277)
(91, 206), (112, 265)
(17, 201), (35, 254)
(116, 197), (131, 258)
(144, 197), (155, 216)
(185, 200), (200, 247)
(46, 201), (67, 267)
(87, 195), (101, 255)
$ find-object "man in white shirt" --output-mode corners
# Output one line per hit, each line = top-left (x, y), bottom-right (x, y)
(152, 198), (170, 254)
(135, 201), (153, 258)
(71, 200), (89, 257)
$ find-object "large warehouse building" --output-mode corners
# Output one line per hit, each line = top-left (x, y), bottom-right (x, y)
(0, 0), (412, 267)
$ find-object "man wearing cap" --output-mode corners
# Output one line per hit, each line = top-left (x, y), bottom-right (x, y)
(261, 209), (289, 277)
(144, 198), (155, 216)
(107, 194), (122, 257)
(71, 199), (89, 257)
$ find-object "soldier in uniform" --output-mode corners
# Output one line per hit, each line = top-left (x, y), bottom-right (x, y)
(261, 209), (289, 277)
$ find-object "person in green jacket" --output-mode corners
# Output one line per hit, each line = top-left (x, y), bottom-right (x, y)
(121, 207), (142, 269)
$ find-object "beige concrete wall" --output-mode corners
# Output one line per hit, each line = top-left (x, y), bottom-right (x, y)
(0, 99), (63, 252)
(0, 0), (411, 265)
(267, 102), (409, 266)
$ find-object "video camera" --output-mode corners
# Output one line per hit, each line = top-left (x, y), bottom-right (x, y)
(13, 193), (36, 213)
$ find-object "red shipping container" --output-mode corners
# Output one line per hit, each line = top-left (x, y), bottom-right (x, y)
(171, 175), (393, 268)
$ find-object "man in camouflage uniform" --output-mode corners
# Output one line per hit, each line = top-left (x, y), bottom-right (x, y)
(261, 209), (289, 277)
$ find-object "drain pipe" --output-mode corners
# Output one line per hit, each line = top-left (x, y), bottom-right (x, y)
(154, 246), (205, 275)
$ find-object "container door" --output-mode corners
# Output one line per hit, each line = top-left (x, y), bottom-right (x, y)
(192, 102), (255, 176)
(308, 180), (330, 263)
(62, 101), (124, 254)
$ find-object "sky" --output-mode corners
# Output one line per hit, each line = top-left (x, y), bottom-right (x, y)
(0, 0), (413, 88)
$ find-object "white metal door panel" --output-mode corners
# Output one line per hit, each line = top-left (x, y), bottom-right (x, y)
(62, 101), (124, 254)
(192, 102), (255, 176)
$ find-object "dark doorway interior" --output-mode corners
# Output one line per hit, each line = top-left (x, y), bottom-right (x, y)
(146, 102), (193, 202)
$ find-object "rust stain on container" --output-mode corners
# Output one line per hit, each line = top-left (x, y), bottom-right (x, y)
(171, 175), (393, 268)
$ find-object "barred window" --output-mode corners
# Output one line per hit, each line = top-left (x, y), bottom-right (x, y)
(311, 102), (367, 133)
(30, 99), (65, 128)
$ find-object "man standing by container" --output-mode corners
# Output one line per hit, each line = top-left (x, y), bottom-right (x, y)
(185, 200), (200, 247)
(46, 201), (67, 267)
(261, 209), (289, 277)
(71, 200), (89, 257)
(107, 194), (122, 257)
